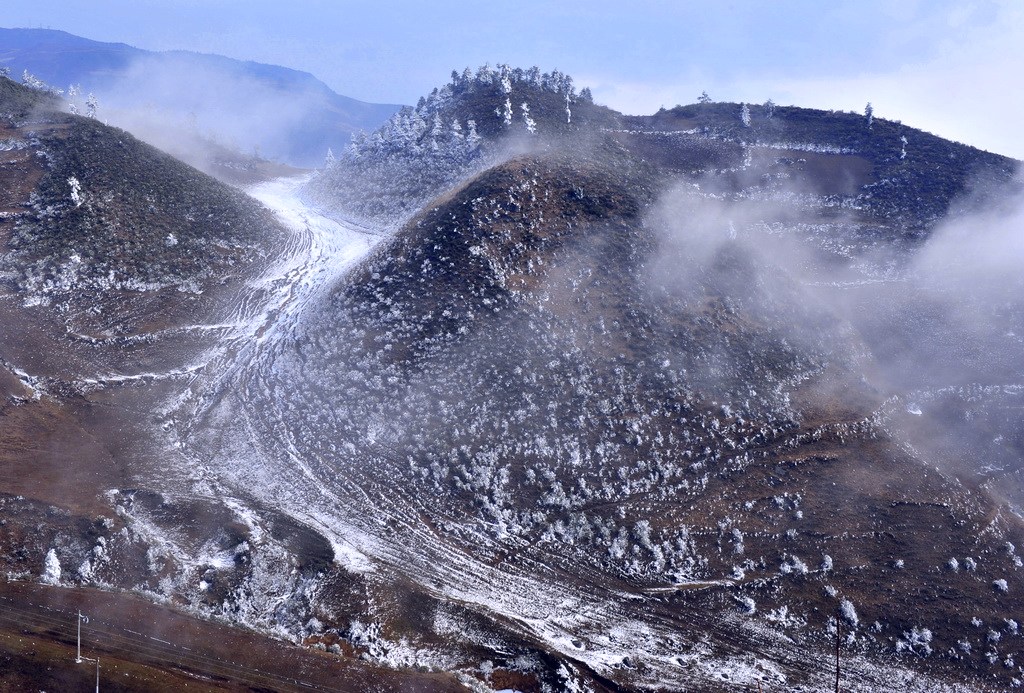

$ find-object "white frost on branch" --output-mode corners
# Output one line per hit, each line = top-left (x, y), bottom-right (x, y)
(522, 102), (537, 134)
(67, 176), (83, 207)
(498, 97), (513, 126)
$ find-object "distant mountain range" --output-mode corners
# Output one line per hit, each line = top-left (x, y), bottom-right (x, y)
(0, 28), (402, 167)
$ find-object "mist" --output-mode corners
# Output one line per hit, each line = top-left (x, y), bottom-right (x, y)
(643, 166), (1024, 509)
(863, 174), (1024, 502)
(59, 51), (399, 173)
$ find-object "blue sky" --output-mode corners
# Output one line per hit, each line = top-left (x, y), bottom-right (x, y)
(4, 0), (1023, 157)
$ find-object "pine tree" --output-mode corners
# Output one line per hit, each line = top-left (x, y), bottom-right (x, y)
(466, 120), (481, 148)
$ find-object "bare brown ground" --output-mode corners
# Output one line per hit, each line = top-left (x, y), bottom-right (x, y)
(0, 581), (466, 692)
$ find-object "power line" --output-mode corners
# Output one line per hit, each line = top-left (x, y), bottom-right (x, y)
(0, 594), (345, 692)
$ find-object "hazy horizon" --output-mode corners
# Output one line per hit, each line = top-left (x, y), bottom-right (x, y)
(3, 2), (1022, 156)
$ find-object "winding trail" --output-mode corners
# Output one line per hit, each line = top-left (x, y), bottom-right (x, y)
(152, 176), (781, 690)
(148, 175), (967, 691)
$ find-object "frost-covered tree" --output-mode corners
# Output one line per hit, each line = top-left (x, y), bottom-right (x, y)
(763, 98), (776, 118)
(22, 69), (41, 89)
(0, 66), (10, 78)
(740, 103), (751, 127)
(67, 176), (83, 207)
(499, 64), (513, 95)
(42, 549), (61, 584)
(68, 84), (79, 115)
(22, 69), (62, 95)
(522, 103), (537, 134)
(85, 93), (99, 119)
(476, 63), (494, 82)
(325, 147), (336, 166)
(497, 97), (513, 126)
(864, 102), (874, 128)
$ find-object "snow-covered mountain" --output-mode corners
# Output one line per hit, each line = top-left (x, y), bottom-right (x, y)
(2, 63), (1024, 692)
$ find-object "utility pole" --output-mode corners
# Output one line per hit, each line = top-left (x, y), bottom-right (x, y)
(76, 610), (89, 664)
(72, 610), (100, 690)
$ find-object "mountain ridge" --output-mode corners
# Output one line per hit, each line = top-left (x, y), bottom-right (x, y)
(0, 27), (403, 167)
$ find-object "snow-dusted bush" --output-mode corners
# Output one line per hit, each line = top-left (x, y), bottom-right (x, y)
(779, 554), (808, 575)
(840, 599), (859, 627)
(897, 626), (933, 657)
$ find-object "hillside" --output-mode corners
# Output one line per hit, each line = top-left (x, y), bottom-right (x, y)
(1, 62), (1024, 692)
(279, 68), (1024, 690)
(0, 75), (473, 691)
